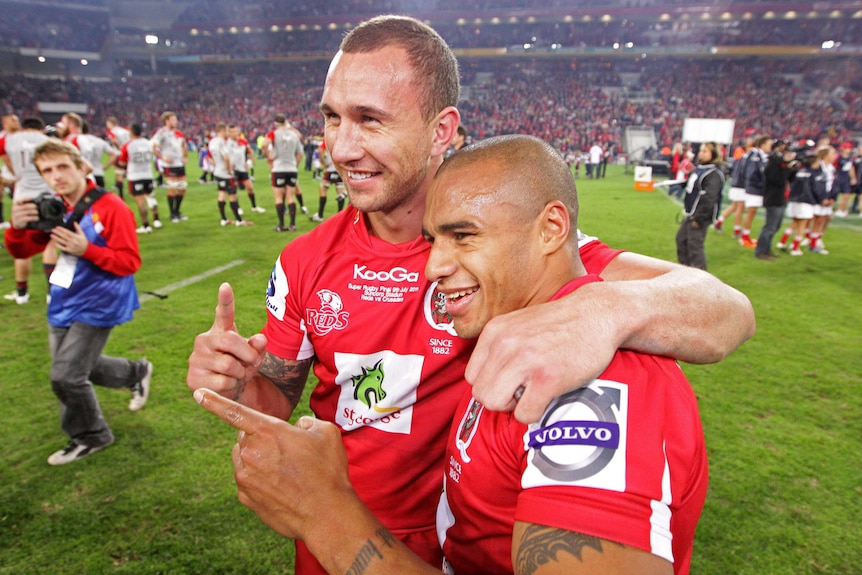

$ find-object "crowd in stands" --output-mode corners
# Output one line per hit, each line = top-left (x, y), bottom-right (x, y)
(175, 0), (862, 25)
(2, 0), (860, 57)
(2, 57), (859, 158)
(171, 19), (862, 60)
(0, 1), (109, 52)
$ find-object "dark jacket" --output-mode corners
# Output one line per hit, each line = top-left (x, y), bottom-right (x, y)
(684, 164), (725, 225)
(763, 152), (791, 207)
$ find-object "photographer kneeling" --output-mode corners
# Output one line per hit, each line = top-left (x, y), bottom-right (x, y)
(5, 139), (153, 466)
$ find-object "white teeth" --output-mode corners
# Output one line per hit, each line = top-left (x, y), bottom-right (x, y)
(348, 171), (373, 180)
(447, 288), (477, 301)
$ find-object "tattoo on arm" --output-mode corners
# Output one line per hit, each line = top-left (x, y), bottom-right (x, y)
(258, 352), (311, 408)
(516, 525), (613, 575)
(343, 528), (397, 575)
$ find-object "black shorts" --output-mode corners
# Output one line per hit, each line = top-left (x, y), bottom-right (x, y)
(131, 180), (154, 196)
(164, 166), (186, 178)
(216, 176), (236, 193)
(323, 171), (342, 185)
(93, 175), (105, 188)
(234, 170), (251, 184)
(271, 171), (298, 188)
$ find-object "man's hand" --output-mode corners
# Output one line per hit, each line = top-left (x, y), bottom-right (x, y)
(10, 198), (38, 230)
(466, 295), (619, 425)
(193, 388), (352, 541)
(51, 222), (89, 256)
(187, 282), (268, 400)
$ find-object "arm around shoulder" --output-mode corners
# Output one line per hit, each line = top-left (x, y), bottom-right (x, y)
(597, 251), (755, 363)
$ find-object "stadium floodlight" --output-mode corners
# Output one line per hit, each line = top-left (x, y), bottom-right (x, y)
(145, 34), (158, 75)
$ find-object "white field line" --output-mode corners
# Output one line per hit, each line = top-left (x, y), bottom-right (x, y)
(139, 259), (246, 303)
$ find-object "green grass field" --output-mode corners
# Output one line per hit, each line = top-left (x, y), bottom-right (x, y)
(1, 157), (860, 574)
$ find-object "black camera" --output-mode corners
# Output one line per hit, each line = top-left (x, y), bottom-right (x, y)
(27, 193), (68, 231)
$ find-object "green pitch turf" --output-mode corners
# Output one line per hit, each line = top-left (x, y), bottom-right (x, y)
(1, 158), (859, 574)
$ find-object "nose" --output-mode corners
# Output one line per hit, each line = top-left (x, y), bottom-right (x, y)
(327, 120), (363, 166)
(425, 239), (457, 284)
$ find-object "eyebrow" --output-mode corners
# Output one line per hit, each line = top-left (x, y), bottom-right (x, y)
(435, 220), (480, 234)
(319, 102), (392, 122)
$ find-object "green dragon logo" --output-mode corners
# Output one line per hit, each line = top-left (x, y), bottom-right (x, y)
(351, 359), (398, 413)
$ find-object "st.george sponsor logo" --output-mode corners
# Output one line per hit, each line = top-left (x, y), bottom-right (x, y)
(334, 351), (420, 435)
(353, 264), (420, 283)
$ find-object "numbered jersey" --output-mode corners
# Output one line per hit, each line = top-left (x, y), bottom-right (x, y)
(0, 130), (51, 199)
(262, 205), (622, 543)
(118, 138), (154, 182)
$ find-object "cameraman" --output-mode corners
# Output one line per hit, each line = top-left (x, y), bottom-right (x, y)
(5, 139), (153, 466)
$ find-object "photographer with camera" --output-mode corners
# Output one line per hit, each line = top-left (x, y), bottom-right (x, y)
(0, 117), (59, 304)
(5, 139), (153, 465)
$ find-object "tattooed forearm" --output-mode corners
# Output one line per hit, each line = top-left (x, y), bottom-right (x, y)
(258, 353), (311, 408)
(376, 527), (398, 549)
(345, 539), (383, 575)
(516, 525), (613, 575)
(343, 528), (396, 575)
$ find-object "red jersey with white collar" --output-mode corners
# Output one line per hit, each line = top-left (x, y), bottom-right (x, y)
(438, 277), (708, 575)
(262, 206), (621, 573)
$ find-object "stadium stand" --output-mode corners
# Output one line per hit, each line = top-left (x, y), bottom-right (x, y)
(0, 1), (860, 156)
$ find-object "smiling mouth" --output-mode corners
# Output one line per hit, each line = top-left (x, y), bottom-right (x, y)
(347, 170), (376, 181)
(443, 287), (478, 314)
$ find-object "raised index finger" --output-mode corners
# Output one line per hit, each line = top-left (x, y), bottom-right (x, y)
(213, 282), (238, 332)
(194, 388), (271, 434)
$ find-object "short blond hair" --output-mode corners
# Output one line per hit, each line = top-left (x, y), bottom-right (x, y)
(33, 139), (86, 172)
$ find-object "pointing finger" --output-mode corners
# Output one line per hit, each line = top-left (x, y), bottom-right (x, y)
(213, 282), (238, 332)
(194, 388), (271, 434)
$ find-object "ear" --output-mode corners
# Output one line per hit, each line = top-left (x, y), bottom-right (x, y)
(538, 200), (571, 256)
(429, 106), (461, 159)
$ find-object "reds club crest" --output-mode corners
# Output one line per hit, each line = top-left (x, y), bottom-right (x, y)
(306, 289), (350, 336)
(423, 281), (457, 336)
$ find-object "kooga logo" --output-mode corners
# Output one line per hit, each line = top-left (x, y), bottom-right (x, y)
(353, 264), (420, 283)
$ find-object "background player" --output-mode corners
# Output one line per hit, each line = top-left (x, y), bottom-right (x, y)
(262, 114), (303, 231)
(152, 111), (190, 223)
(0, 116), (58, 304)
(118, 124), (161, 233)
(209, 123), (251, 227)
(228, 125), (265, 215)
(105, 116), (130, 198)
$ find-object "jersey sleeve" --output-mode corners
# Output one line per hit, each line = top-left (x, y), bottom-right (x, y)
(515, 352), (707, 568)
(261, 236), (317, 361)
